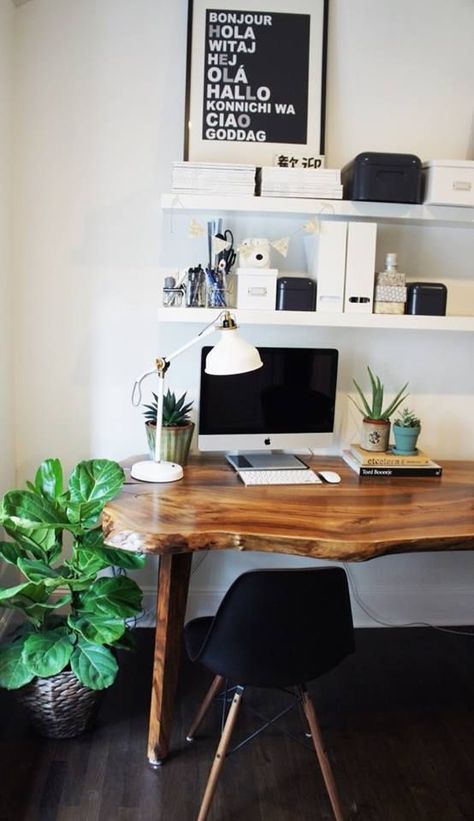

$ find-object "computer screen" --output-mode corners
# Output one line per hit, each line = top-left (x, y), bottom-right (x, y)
(198, 346), (339, 454)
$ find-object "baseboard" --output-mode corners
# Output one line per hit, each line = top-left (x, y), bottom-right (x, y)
(138, 585), (474, 629)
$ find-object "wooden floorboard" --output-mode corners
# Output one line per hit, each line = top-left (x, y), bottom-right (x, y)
(1, 627), (474, 821)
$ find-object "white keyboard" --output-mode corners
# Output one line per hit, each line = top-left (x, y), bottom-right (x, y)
(238, 469), (322, 486)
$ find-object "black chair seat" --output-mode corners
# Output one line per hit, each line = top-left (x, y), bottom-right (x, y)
(184, 567), (355, 821)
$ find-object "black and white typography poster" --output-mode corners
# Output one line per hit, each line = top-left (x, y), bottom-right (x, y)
(185, 0), (327, 164)
(202, 10), (310, 145)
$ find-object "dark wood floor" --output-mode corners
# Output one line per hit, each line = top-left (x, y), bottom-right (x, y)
(1, 626), (474, 821)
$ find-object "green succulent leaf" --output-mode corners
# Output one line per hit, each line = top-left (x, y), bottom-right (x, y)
(78, 576), (142, 619)
(21, 628), (75, 678)
(0, 640), (35, 689)
(70, 639), (118, 690)
(0, 540), (24, 566)
(68, 460), (125, 507)
(68, 613), (126, 645)
(34, 459), (64, 501)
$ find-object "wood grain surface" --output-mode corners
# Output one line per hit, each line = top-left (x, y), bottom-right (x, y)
(103, 456), (474, 562)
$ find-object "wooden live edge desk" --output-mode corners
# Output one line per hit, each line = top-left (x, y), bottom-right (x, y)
(102, 455), (474, 766)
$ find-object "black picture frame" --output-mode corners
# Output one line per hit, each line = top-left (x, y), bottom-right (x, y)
(184, 0), (329, 165)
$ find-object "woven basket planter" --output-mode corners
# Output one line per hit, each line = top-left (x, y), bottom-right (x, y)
(16, 671), (103, 739)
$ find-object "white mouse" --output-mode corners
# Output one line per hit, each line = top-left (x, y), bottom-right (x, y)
(318, 470), (341, 484)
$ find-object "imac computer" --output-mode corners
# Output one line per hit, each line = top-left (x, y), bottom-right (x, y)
(198, 346), (339, 469)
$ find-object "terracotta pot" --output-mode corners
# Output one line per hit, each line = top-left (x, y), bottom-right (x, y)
(360, 418), (390, 452)
(145, 421), (195, 465)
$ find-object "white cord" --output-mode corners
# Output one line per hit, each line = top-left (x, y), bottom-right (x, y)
(131, 367), (158, 407)
(343, 562), (474, 638)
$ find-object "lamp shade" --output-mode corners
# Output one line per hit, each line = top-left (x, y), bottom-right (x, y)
(205, 328), (263, 376)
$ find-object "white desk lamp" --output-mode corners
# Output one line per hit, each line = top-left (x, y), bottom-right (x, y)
(131, 311), (263, 483)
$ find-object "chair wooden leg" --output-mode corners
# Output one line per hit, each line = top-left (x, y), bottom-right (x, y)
(197, 685), (244, 821)
(299, 686), (345, 821)
(186, 674), (225, 742)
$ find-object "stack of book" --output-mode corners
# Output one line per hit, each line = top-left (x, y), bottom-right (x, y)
(171, 162), (257, 196)
(258, 166), (343, 199)
(342, 444), (443, 477)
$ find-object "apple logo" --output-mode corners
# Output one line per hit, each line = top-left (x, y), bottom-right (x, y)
(264, 437), (271, 446)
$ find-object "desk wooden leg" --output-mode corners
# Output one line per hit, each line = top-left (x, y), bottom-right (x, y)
(147, 552), (192, 766)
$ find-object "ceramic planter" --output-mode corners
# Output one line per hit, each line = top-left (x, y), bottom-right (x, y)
(392, 424), (421, 455)
(361, 418), (390, 452)
(146, 421), (195, 465)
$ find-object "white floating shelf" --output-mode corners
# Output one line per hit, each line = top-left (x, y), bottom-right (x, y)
(161, 194), (474, 227)
(157, 307), (474, 333)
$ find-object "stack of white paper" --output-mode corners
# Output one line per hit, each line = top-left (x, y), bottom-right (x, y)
(172, 162), (257, 196)
(259, 166), (343, 199)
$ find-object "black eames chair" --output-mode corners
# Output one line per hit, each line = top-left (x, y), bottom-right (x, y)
(184, 567), (355, 821)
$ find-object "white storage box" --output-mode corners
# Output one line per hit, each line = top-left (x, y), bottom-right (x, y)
(236, 268), (277, 310)
(423, 160), (474, 207)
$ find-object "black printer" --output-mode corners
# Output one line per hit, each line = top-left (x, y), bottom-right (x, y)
(342, 152), (422, 204)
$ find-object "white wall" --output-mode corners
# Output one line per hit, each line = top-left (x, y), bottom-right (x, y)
(0, 0), (15, 636)
(10, 0), (474, 626)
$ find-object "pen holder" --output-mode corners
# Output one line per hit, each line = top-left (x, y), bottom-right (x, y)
(206, 268), (231, 308)
(207, 284), (230, 309)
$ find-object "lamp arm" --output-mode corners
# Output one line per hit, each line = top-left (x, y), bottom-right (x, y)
(161, 309), (232, 368)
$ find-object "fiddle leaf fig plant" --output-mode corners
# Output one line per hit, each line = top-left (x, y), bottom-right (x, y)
(350, 366), (409, 421)
(0, 458), (144, 691)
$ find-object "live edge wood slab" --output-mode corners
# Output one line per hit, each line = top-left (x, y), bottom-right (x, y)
(102, 455), (474, 765)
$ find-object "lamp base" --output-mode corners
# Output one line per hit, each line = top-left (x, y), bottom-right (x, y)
(130, 460), (184, 483)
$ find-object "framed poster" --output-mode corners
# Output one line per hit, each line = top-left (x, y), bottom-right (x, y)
(184, 0), (328, 165)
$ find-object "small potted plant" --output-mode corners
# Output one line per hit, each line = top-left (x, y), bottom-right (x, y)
(349, 367), (409, 452)
(143, 388), (194, 465)
(392, 408), (421, 454)
(0, 458), (144, 738)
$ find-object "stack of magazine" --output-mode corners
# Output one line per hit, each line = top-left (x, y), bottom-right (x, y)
(342, 444), (442, 477)
(258, 166), (343, 199)
(171, 162), (257, 196)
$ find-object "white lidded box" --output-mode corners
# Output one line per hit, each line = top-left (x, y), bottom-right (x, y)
(236, 268), (277, 310)
(423, 160), (474, 207)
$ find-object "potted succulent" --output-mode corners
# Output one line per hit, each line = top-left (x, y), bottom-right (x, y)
(349, 367), (409, 452)
(0, 458), (144, 738)
(143, 388), (194, 465)
(392, 408), (421, 454)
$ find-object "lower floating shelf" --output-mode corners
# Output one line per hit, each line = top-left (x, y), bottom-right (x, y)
(157, 307), (474, 333)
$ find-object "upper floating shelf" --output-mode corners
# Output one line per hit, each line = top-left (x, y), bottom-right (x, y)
(161, 193), (474, 227)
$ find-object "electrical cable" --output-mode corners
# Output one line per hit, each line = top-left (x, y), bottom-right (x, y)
(343, 561), (474, 638)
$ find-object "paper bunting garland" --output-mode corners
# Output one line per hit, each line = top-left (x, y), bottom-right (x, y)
(188, 219), (205, 238)
(212, 235), (231, 258)
(303, 218), (320, 234)
(271, 236), (290, 257)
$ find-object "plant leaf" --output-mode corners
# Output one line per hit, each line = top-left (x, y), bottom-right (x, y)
(0, 540), (23, 566)
(70, 639), (118, 690)
(110, 628), (137, 651)
(68, 613), (126, 645)
(78, 576), (142, 619)
(0, 490), (67, 531)
(21, 628), (74, 678)
(0, 641), (35, 689)
(0, 580), (46, 603)
(17, 558), (64, 587)
(68, 460), (125, 507)
(35, 459), (64, 501)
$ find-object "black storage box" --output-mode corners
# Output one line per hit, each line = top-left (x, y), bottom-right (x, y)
(406, 282), (447, 316)
(342, 152), (422, 203)
(276, 277), (316, 311)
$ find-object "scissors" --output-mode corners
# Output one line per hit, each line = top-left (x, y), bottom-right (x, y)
(215, 229), (236, 272)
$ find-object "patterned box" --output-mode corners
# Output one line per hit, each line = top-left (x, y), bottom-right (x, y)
(374, 285), (407, 302)
(376, 271), (406, 287)
(373, 301), (406, 314)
